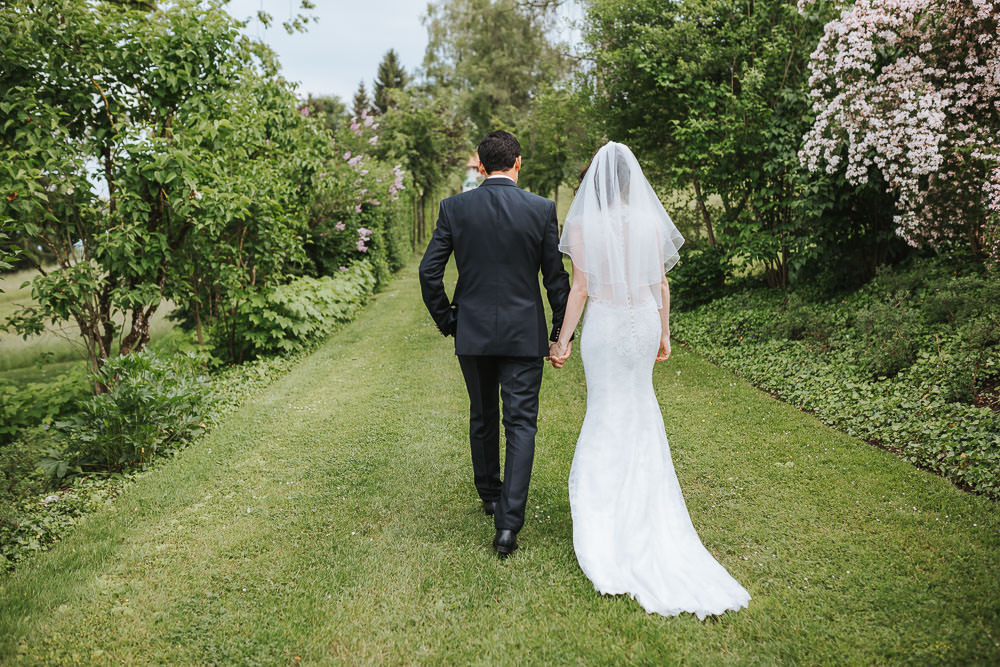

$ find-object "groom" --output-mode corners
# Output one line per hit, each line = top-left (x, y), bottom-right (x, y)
(419, 130), (571, 557)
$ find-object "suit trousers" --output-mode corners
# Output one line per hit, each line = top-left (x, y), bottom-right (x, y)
(457, 354), (544, 533)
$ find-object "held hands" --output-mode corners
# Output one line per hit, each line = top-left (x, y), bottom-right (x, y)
(656, 335), (671, 362)
(547, 340), (573, 369)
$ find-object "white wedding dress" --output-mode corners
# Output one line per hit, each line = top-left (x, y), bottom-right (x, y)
(561, 142), (750, 619)
(569, 297), (751, 619)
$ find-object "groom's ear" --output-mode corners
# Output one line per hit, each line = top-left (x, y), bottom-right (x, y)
(478, 160), (488, 176)
(514, 155), (522, 172)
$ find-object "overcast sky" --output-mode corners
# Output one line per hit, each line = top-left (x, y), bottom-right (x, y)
(225, 0), (430, 103)
(224, 2), (585, 104)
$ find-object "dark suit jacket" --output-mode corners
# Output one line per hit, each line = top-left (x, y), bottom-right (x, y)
(418, 177), (571, 357)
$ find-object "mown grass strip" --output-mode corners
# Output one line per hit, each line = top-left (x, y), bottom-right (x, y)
(0, 264), (997, 664)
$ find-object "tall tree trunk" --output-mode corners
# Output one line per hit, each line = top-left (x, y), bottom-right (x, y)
(690, 174), (717, 246)
(120, 304), (157, 356)
(412, 194), (419, 253)
(191, 270), (204, 346)
(194, 298), (204, 346)
(418, 192), (426, 246)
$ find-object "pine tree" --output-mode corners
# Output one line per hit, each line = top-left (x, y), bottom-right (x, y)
(352, 81), (371, 118)
(373, 49), (408, 114)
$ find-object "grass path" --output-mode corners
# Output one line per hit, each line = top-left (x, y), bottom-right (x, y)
(1, 264), (998, 664)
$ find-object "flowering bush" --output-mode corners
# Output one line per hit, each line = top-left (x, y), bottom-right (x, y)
(798, 0), (1000, 262)
(305, 108), (411, 282)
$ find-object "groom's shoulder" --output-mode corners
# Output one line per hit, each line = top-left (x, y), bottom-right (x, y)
(439, 189), (481, 212)
(441, 185), (554, 212)
(516, 188), (555, 208)
(500, 186), (556, 214)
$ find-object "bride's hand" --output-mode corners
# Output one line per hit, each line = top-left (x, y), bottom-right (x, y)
(656, 335), (671, 362)
(549, 341), (572, 368)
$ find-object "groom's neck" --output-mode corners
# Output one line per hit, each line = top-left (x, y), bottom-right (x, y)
(486, 169), (519, 184)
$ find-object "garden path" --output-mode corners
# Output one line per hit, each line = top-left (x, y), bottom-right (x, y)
(1, 264), (997, 663)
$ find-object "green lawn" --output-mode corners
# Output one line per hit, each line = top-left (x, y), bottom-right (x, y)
(0, 263), (997, 664)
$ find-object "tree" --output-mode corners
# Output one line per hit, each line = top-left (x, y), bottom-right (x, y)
(352, 81), (372, 119)
(374, 89), (470, 248)
(0, 217), (20, 283)
(373, 49), (409, 114)
(583, 0), (840, 287)
(0, 0), (317, 380)
(514, 84), (598, 202)
(423, 0), (566, 139)
(799, 0), (1000, 263)
(303, 94), (348, 131)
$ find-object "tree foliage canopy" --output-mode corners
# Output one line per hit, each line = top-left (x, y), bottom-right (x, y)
(374, 49), (409, 114)
(423, 0), (566, 140)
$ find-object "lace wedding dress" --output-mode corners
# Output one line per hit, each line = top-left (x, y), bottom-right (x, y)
(560, 142), (750, 619)
(569, 296), (751, 619)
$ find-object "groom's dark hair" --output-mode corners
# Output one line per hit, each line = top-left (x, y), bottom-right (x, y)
(477, 130), (521, 174)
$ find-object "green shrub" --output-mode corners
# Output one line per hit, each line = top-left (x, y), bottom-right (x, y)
(672, 254), (1000, 500)
(0, 369), (89, 447)
(767, 293), (837, 348)
(853, 291), (922, 378)
(0, 473), (132, 573)
(41, 350), (210, 479)
(669, 243), (731, 310)
(213, 261), (377, 363)
(922, 272), (1000, 324)
(939, 311), (1000, 403)
(306, 197), (412, 284)
(0, 433), (52, 518)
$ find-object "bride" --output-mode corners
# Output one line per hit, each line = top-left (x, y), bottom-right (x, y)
(548, 141), (751, 620)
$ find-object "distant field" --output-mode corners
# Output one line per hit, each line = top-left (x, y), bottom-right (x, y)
(0, 267), (177, 379)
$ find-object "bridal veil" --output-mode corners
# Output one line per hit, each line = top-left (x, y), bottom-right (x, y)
(558, 142), (685, 308)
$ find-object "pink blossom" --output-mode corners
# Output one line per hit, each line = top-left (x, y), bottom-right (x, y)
(799, 0), (1000, 260)
(335, 221), (346, 231)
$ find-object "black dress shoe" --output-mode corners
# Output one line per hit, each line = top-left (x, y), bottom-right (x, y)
(482, 500), (497, 516)
(493, 529), (518, 557)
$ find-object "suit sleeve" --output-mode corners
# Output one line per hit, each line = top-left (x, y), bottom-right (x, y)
(540, 200), (571, 342)
(418, 201), (457, 337)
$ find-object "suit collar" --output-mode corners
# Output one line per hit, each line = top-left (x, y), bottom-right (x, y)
(479, 177), (518, 188)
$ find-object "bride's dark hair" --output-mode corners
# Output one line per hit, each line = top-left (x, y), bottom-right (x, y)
(576, 150), (600, 193)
